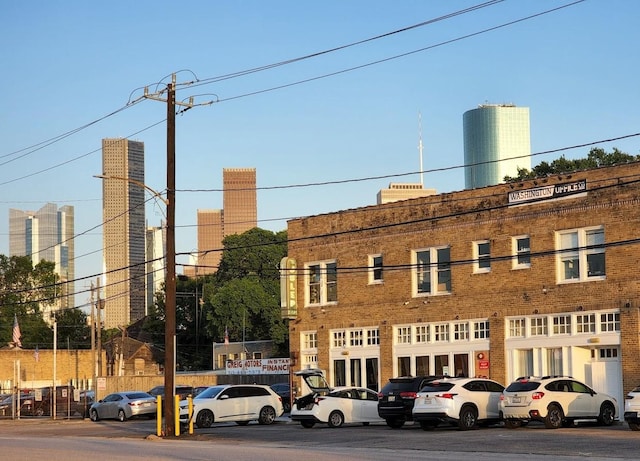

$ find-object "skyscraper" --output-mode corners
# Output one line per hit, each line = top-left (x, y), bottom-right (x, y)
(189, 168), (257, 277)
(101, 138), (146, 329)
(9, 203), (74, 316)
(146, 223), (166, 311)
(463, 104), (531, 189)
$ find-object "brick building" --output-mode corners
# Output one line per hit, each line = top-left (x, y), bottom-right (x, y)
(285, 161), (640, 406)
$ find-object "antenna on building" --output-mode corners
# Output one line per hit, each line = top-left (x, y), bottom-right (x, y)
(418, 111), (424, 187)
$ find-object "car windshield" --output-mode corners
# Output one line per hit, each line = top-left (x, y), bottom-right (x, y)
(419, 382), (455, 392)
(381, 379), (417, 393)
(505, 381), (541, 392)
(125, 392), (152, 400)
(195, 386), (225, 399)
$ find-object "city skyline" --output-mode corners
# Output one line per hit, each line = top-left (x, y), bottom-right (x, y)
(1, 1), (639, 311)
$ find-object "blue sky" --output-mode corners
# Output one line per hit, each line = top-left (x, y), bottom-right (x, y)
(1, 0), (638, 309)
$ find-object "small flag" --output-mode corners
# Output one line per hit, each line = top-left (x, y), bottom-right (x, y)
(12, 314), (22, 348)
(34, 345), (39, 362)
(224, 326), (229, 346)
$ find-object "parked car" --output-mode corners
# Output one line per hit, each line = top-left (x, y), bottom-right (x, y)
(89, 391), (157, 422)
(623, 385), (640, 430)
(412, 377), (505, 430)
(77, 390), (95, 418)
(377, 375), (445, 428)
(292, 385), (383, 428)
(270, 383), (291, 413)
(500, 376), (617, 429)
(31, 385), (78, 417)
(179, 384), (283, 428)
(148, 384), (194, 401)
(0, 393), (36, 417)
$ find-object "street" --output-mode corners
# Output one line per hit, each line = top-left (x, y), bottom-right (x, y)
(0, 417), (638, 460)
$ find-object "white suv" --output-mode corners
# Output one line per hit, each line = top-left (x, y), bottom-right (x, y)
(500, 376), (617, 429)
(179, 384), (283, 428)
(623, 385), (640, 430)
(412, 377), (505, 430)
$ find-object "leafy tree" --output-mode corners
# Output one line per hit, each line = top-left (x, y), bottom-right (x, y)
(54, 308), (92, 349)
(504, 147), (640, 181)
(0, 255), (58, 348)
(204, 228), (289, 356)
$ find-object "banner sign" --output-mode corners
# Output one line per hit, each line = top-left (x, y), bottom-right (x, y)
(508, 179), (587, 205)
(226, 357), (290, 375)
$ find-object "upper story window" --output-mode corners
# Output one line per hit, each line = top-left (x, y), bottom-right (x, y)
(306, 260), (337, 306)
(552, 315), (571, 334)
(366, 328), (380, 346)
(413, 246), (451, 296)
(556, 226), (605, 283)
(530, 317), (548, 336)
(368, 254), (383, 284)
(473, 240), (491, 273)
(474, 321), (490, 339)
(453, 322), (469, 341)
(302, 332), (318, 349)
(415, 325), (429, 343)
(512, 235), (531, 269)
(509, 318), (526, 337)
(350, 330), (363, 347)
(396, 326), (411, 344)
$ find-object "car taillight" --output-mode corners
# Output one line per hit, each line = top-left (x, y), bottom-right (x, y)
(532, 392), (544, 400)
(128, 402), (139, 406)
(378, 393), (383, 399)
(314, 396), (326, 405)
(399, 391), (418, 399)
(500, 394), (505, 401)
(438, 393), (457, 399)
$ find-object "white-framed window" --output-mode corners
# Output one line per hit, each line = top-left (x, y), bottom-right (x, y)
(453, 322), (469, 341)
(530, 317), (548, 336)
(302, 332), (318, 349)
(415, 325), (429, 343)
(306, 260), (338, 306)
(556, 226), (605, 283)
(509, 318), (526, 337)
(366, 328), (380, 345)
(350, 330), (363, 347)
(474, 321), (489, 339)
(600, 312), (620, 332)
(512, 235), (531, 269)
(434, 323), (449, 342)
(396, 326), (411, 344)
(333, 330), (346, 348)
(369, 254), (383, 284)
(576, 313), (596, 333)
(303, 354), (318, 368)
(473, 240), (491, 273)
(552, 315), (571, 334)
(413, 246), (451, 296)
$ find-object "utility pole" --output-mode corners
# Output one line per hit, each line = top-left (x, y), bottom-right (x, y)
(96, 277), (102, 378)
(90, 282), (96, 390)
(143, 73), (197, 437)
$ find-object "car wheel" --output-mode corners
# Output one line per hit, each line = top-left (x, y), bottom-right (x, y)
(544, 404), (564, 429)
(301, 420), (315, 428)
(236, 421), (250, 426)
(117, 409), (127, 422)
(628, 422), (640, 431)
(597, 402), (615, 426)
(385, 418), (405, 429)
(258, 406), (276, 425)
(35, 407), (45, 417)
(90, 409), (99, 422)
(195, 409), (214, 428)
(458, 405), (478, 431)
(327, 410), (344, 428)
(504, 419), (522, 429)
(283, 401), (291, 413)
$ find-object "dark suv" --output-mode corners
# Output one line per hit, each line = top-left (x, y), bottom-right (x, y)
(377, 376), (443, 428)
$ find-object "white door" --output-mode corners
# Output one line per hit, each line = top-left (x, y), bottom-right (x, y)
(587, 356), (622, 415)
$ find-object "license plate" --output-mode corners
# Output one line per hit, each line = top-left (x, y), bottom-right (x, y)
(388, 396), (395, 402)
(424, 398), (432, 404)
(512, 397), (521, 403)
(143, 402), (151, 407)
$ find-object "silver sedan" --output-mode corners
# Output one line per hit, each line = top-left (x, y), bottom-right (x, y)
(89, 391), (157, 422)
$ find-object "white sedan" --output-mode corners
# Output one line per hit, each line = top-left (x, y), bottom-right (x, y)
(291, 386), (383, 428)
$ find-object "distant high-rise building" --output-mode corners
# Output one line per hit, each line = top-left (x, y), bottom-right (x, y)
(463, 104), (531, 189)
(190, 168), (257, 277)
(101, 138), (146, 329)
(146, 223), (166, 311)
(9, 203), (74, 317)
(377, 183), (437, 205)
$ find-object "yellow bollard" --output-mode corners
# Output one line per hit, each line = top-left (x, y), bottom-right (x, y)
(188, 396), (194, 435)
(156, 395), (162, 436)
(174, 395), (180, 436)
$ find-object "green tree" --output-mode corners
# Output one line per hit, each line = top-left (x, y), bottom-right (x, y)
(204, 228), (288, 356)
(504, 147), (640, 181)
(54, 308), (92, 349)
(0, 255), (58, 348)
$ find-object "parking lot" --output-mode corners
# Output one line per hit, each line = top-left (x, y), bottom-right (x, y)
(1, 416), (638, 460)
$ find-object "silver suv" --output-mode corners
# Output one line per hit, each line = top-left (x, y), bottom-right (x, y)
(500, 376), (617, 429)
(623, 385), (640, 430)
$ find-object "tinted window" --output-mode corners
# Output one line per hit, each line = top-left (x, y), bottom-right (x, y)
(420, 382), (455, 393)
(195, 386), (225, 399)
(125, 393), (152, 400)
(484, 381), (505, 392)
(381, 378), (421, 393)
(505, 381), (541, 392)
(236, 386), (269, 397)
